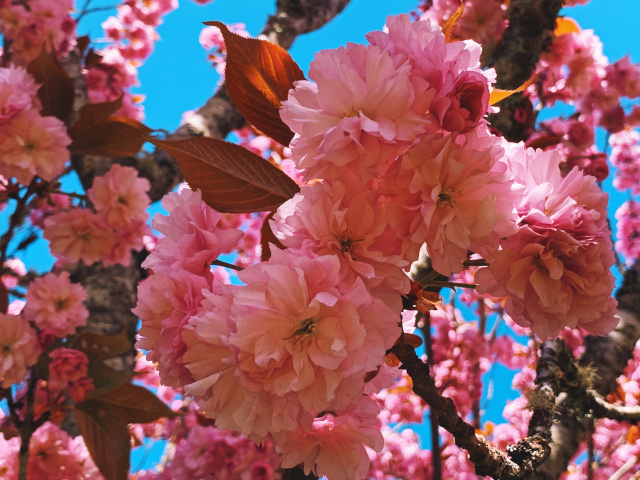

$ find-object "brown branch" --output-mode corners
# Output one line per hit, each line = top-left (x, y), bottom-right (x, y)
(392, 338), (527, 479)
(392, 333), (560, 480)
(527, 260), (640, 480)
(587, 389), (640, 422)
(487, 0), (564, 141)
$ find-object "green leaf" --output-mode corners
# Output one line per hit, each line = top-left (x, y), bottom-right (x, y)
(150, 136), (300, 213)
(76, 399), (131, 480)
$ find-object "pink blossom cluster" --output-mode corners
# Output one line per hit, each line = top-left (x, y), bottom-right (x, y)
(429, 304), (501, 415)
(43, 164), (151, 266)
(24, 271), (88, 338)
(138, 425), (282, 480)
(0, 421), (101, 480)
(0, 65), (71, 186)
(367, 427), (432, 479)
(616, 200), (640, 265)
(476, 144), (617, 339)
(48, 347), (94, 403)
(609, 129), (640, 195)
(0, 313), (40, 388)
(536, 25), (640, 135)
(563, 418), (640, 480)
(0, 0), (75, 65)
(88, 0), (179, 119)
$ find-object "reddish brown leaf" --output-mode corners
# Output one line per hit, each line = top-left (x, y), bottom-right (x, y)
(85, 49), (103, 69)
(88, 363), (132, 393)
(0, 282), (7, 315)
(76, 399), (130, 480)
(204, 21), (305, 146)
(260, 211), (286, 261)
(69, 116), (152, 157)
(89, 382), (177, 424)
(72, 328), (132, 363)
(70, 96), (124, 138)
(150, 136), (300, 213)
(26, 46), (75, 121)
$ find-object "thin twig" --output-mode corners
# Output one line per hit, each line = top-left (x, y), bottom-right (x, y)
(75, 4), (120, 23)
(420, 314), (442, 480)
(588, 389), (640, 421)
(610, 455), (639, 480)
(211, 259), (244, 272)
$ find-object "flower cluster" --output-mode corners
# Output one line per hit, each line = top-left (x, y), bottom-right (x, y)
(48, 347), (94, 403)
(43, 164), (151, 266)
(476, 145), (617, 339)
(137, 12), (619, 480)
(0, 65), (71, 186)
(0, 0), (75, 65)
(89, 0), (179, 119)
(0, 421), (101, 480)
(24, 271), (88, 338)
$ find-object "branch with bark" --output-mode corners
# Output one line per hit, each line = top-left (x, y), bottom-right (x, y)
(390, 333), (559, 480)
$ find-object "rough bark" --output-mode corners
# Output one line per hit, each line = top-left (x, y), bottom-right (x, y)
(487, 0), (563, 141)
(527, 261), (640, 480)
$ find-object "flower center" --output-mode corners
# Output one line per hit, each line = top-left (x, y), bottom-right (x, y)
(286, 317), (317, 344)
(436, 187), (456, 208)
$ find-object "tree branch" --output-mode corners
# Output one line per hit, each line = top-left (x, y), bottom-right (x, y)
(528, 260), (640, 480)
(487, 0), (563, 141)
(392, 334), (559, 480)
(587, 389), (640, 422)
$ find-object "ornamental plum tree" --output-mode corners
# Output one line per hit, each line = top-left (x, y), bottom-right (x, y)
(2, 1), (640, 480)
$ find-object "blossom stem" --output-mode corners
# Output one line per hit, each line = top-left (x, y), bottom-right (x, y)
(0, 180), (37, 272)
(463, 259), (489, 267)
(427, 280), (477, 289)
(211, 259), (244, 271)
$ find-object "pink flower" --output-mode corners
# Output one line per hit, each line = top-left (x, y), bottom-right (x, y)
(615, 200), (640, 265)
(88, 164), (151, 227)
(0, 314), (40, 388)
(281, 40), (428, 181)
(275, 396), (383, 480)
(387, 129), (517, 275)
(144, 187), (243, 276)
(271, 180), (410, 298)
(43, 209), (116, 266)
(438, 71), (490, 133)
(476, 145), (617, 339)
(134, 268), (215, 388)
(0, 111), (71, 185)
(230, 249), (400, 413)
(0, 65), (40, 123)
(24, 272), (88, 338)
(48, 347), (94, 402)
